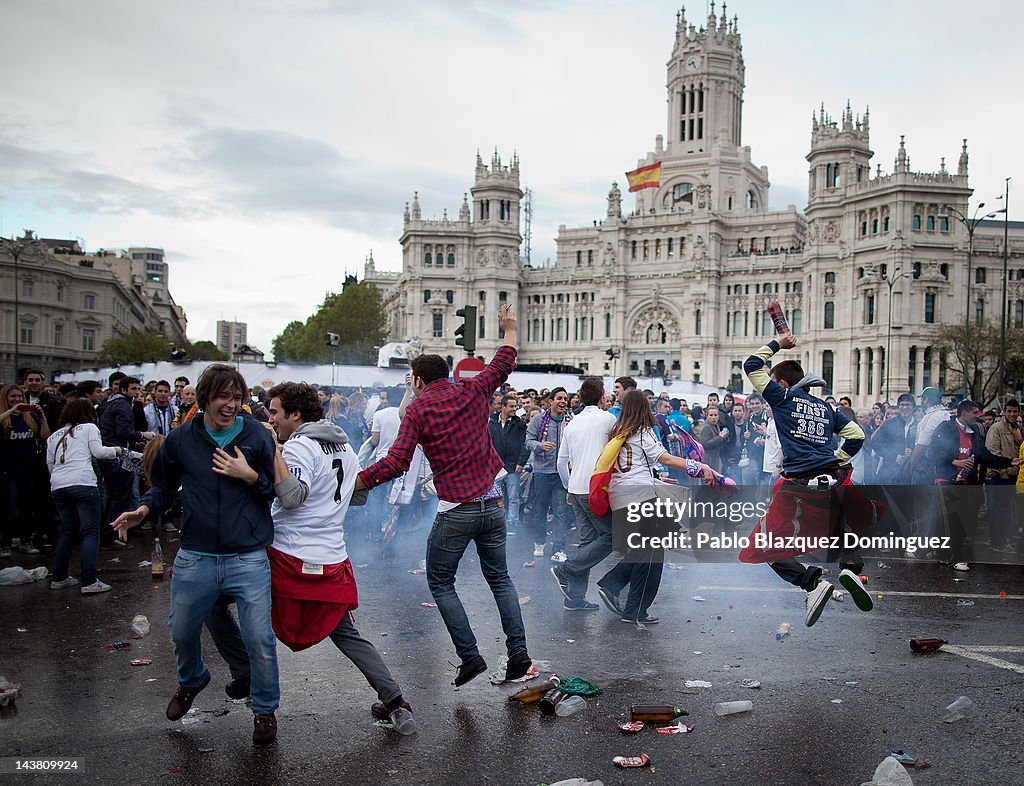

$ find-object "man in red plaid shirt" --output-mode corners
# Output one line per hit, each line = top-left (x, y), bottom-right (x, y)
(356, 304), (532, 687)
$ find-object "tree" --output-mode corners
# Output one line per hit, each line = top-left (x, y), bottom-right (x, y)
(936, 318), (1024, 407)
(188, 340), (228, 361)
(97, 330), (172, 366)
(271, 281), (388, 364)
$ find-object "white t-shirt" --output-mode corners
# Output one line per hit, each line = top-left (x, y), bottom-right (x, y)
(371, 406), (401, 461)
(557, 406), (617, 494)
(762, 418), (783, 474)
(46, 423), (118, 491)
(916, 405), (951, 446)
(270, 433), (357, 565)
(608, 428), (668, 508)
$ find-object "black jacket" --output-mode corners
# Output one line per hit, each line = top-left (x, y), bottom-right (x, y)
(141, 414), (277, 554)
(488, 412), (529, 473)
(872, 416), (918, 483)
(98, 393), (144, 448)
(931, 417), (1011, 485)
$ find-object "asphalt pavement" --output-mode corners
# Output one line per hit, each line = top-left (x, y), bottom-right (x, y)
(2, 532), (1022, 786)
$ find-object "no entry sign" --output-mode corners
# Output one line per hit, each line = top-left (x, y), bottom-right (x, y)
(454, 356), (486, 382)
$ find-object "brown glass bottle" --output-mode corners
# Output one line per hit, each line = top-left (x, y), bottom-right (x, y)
(508, 677), (560, 703)
(630, 704), (688, 722)
(910, 638), (946, 652)
(538, 689), (567, 715)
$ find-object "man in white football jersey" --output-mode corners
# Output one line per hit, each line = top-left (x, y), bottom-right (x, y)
(205, 382), (415, 734)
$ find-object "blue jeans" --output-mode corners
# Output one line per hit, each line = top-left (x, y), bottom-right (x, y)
(496, 471), (522, 530)
(529, 473), (572, 551)
(426, 501), (528, 662)
(564, 493), (613, 600)
(52, 485), (101, 585)
(168, 548), (279, 716)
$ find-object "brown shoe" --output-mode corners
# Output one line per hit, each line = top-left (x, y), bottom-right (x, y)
(166, 683), (206, 721)
(253, 713), (277, 745)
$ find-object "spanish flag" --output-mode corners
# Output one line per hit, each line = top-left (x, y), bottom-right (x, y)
(625, 162), (661, 192)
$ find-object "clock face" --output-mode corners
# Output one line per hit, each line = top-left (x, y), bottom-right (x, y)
(685, 56), (699, 71)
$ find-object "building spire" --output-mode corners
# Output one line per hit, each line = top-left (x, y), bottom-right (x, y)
(895, 135), (908, 173)
(460, 193), (470, 221)
(411, 190), (421, 219)
(957, 138), (969, 176)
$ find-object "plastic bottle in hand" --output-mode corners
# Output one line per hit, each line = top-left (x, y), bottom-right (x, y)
(767, 300), (790, 334)
(151, 539), (165, 581)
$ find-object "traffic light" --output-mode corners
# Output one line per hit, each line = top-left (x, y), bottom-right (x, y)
(455, 305), (477, 355)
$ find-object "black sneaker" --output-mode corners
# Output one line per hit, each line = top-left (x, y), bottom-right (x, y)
(597, 586), (623, 615)
(621, 613), (659, 624)
(225, 677), (250, 700)
(253, 713), (277, 745)
(563, 598), (599, 611)
(504, 650), (533, 682)
(549, 565), (571, 600)
(166, 683), (207, 721)
(453, 655), (487, 687)
(371, 699), (413, 721)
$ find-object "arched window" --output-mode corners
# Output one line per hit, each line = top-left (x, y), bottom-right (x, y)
(822, 350), (834, 392)
(447, 253), (455, 266)
(423, 289), (431, 304)
(424, 251), (432, 266)
(746, 190), (757, 209)
(825, 272), (836, 284)
(976, 268), (986, 284)
(605, 313), (611, 338)
(824, 301), (835, 329)
(695, 309), (702, 336)
(445, 290), (454, 304)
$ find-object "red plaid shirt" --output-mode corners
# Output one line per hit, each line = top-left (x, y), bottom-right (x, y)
(358, 345), (516, 502)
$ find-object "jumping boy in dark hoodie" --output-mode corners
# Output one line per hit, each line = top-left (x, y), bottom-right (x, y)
(743, 332), (873, 628)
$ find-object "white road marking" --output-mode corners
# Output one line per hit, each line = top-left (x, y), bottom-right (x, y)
(695, 584), (1023, 601)
(942, 645), (1024, 675)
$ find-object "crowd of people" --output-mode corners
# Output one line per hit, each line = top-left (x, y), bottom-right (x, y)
(2, 309), (1022, 745)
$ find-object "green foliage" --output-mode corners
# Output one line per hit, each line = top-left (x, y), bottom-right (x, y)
(188, 340), (228, 361)
(271, 281), (388, 364)
(96, 330), (172, 366)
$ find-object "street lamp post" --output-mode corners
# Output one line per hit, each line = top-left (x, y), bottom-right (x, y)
(5, 235), (41, 382)
(998, 178), (1012, 391)
(884, 266), (914, 404)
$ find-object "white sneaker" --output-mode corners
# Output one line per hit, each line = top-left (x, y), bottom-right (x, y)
(550, 551), (567, 563)
(805, 580), (834, 627)
(50, 576), (80, 590)
(533, 544), (545, 557)
(951, 562), (970, 572)
(838, 569), (873, 611)
(81, 580), (112, 594)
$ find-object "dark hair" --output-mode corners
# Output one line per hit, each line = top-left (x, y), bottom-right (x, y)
(550, 387), (567, 399)
(108, 371), (126, 387)
(1004, 398), (1020, 410)
(609, 390), (656, 442)
(770, 360), (804, 386)
(267, 382), (323, 423)
(195, 364), (247, 410)
(838, 405), (857, 421)
(897, 393), (915, 405)
(155, 379), (171, 391)
(578, 377), (605, 407)
(23, 368), (45, 381)
(641, 389), (655, 397)
(839, 396), (852, 405)
(59, 382), (77, 396)
(59, 398), (98, 428)
(957, 399), (980, 417)
(118, 376), (140, 392)
(615, 376), (637, 390)
(707, 392), (719, 402)
(500, 394), (517, 407)
(411, 354), (449, 386)
(76, 380), (101, 398)
(747, 393), (765, 404)
(174, 376), (190, 386)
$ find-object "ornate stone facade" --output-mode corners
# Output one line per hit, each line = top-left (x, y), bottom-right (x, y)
(365, 5), (1023, 403)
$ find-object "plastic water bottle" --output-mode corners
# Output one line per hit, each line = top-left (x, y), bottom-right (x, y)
(151, 539), (165, 581)
(775, 622), (792, 640)
(714, 700), (753, 716)
(554, 696), (587, 717)
(131, 614), (150, 639)
(942, 695), (973, 723)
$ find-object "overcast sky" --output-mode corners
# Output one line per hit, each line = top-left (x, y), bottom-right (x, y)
(3, 0), (1021, 357)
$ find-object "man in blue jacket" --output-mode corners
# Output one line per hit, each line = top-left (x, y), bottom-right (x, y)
(112, 364), (280, 745)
